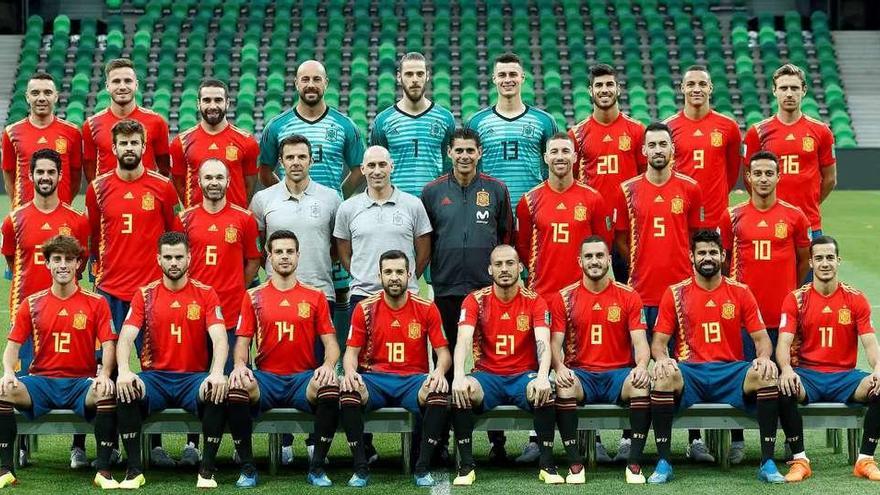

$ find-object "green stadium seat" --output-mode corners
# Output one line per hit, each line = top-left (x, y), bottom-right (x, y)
(53, 15), (71, 36)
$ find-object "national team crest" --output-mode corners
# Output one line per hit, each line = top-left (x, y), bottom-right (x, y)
(72, 312), (87, 330)
(607, 305), (621, 323)
(574, 205), (587, 221)
(58, 225), (72, 236)
(408, 322), (421, 339)
(225, 226), (238, 243)
(671, 197), (684, 214)
(839, 308), (852, 325)
(55, 138), (68, 154)
(522, 124), (535, 137)
(802, 137), (815, 152)
(430, 122), (444, 137)
(298, 301), (310, 318)
(225, 145), (239, 161)
(326, 128), (339, 142)
(476, 191), (490, 207)
(187, 303), (201, 320)
(141, 192), (155, 211)
(721, 302), (736, 320)
(618, 135), (632, 151)
(775, 222), (788, 239)
(516, 314), (530, 332)
(710, 130), (723, 147)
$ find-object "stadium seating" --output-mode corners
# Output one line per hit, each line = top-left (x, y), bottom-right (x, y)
(4, 1), (858, 146)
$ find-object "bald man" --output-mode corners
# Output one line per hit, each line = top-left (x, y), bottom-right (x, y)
(258, 60), (365, 197)
(334, 146), (433, 310)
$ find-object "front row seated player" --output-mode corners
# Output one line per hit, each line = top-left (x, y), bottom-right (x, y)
(451, 245), (560, 486)
(775, 235), (880, 482)
(227, 230), (340, 488)
(114, 232), (229, 489)
(649, 229), (784, 484)
(549, 236), (652, 484)
(340, 250), (451, 487)
(0, 236), (118, 488)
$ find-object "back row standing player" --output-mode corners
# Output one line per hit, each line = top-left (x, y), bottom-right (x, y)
(370, 52), (456, 197)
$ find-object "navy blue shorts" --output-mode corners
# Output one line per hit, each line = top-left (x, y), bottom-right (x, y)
(255, 370), (313, 413)
(797, 367), (868, 405)
(679, 361), (752, 412)
(362, 371), (425, 414)
(574, 368), (630, 405)
(138, 370), (207, 415)
(472, 371), (535, 412)
(19, 375), (93, 420)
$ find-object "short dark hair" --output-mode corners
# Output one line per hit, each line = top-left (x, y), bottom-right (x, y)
(690, 229), (723, 252)
(449, 128), (481, 148)
(494, 52), (523, 68)
(810, 235), (839, 257)
(747, 150), (780, 172)
(111, 119), (145, 145)
(580, 235), (609, 251)
(589, 63), (616, 84)
(278, 134), (312, 158)
(684, 64), (710, 75)
(42, 235), (84, 261)
(198, 78), (228, 99)
(398, 52), (427, 72)
(158, 231), (189, 251)
(266, 229), (300, 252)
(772, 63), (806, 90)
(379, 249), (410, 272)
(644, 121), (672, 138)
(30, 148), (62, 175)
(547, 131), (574, 144)
(104, 58), (135, 78)
(29, 71), (56, 84)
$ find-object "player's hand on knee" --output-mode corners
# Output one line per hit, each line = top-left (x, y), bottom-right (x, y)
(779, 368), (800, 397)
(652, 358), (678, 380)
(229, 364), (254, 390)
(630, 365), (651, 389)
(752, 358), (778, 381)
(425, 370), (448, 394)
(0, 373), (19, 397)
(93, 374), (116, 398)
(204, 373), (228, 404)
(870, 372), (880, 397)
(313, 364), (337, 387)
(341, 371), (363, 393)
(451, 376), (471, 409)
(530, 376), (552, 407)
(554, 365), (575, 388)
(116, 371), (140, 403)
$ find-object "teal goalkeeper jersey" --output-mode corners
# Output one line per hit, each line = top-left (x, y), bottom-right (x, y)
(466, 106), (558, 202)
(258, 107), (365, 194)
(369, 102), (456, 197)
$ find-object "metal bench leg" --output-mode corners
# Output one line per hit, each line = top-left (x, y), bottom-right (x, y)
(29, 435), (38, 453)
(141, 433), (150, 470)
(401, 432), (413, 474)
(586, 430), (597, 468)
(847, 428), (861, 464)
(576, 430), (587, 457)
(834, 429), (843, 454)
(268, 433), (280, 476)
(12, 435), (19, 471)
(826, 429), (835, 448)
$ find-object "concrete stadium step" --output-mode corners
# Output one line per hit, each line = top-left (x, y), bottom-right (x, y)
(833, 31), (880, 146)
(0, 35), (23, 126)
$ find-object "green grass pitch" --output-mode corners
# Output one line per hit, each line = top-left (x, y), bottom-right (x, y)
(1, 190), (878, 493)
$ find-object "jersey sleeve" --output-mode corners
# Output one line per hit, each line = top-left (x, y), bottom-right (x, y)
(69, 128), (83, 174)
(778, 292), (798, 334)
(725, 121), (743, 192)
(590, 190), (613, 246)
(613, 185), (630, 231)
(368, 115), (387, 147)
(412, 200), (433, 237)
(257, 122), (279, 168)
(514, 195), (532, 263)
(687, 180), (706, 229)
(315, 295), (335, 336)
(1, 130), (14, 172)
(81, 119), (97, 162)
(204, 288), (225, 327)
(854, 293), (875, 336)
(742, 125), (759, 165)
(346, 303), (367, 348)
(95, 298), (117, 342)
(793, 208), (811, 248)
(243, 135), (259, 176)
(718, 208), (733, 252)
(163, 180), (182, 229)
(344, 123), (366, 169)
(332, 203), (352, 240)
(75, 213), (91, 261)
(632, 121), (648, 172)
(123, 289), (146, 330)
(818, 124), (836, 168)
(7, 298), (32, 343)
(458, 294), (479, 328)
(626, 289), (647, 332)
(84, 185), (100, 258)
(653, 287), (678, 336)
(548, 292), (566, 334)
(531, 295), (550, 329)
(497, 184), (515, 245)
(242, 214), (261, 259)
(426, 303), (449, 348)
(151, 117), (170, 156)
(0, 215), (14, 257)
(739, 286), (766, 333)
(169, 136), (185, 177)
(248, 192), (266, 233)
(235, 294), (256, 338)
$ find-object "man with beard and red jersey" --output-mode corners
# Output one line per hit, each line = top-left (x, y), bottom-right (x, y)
(114, 231), (228, 489)
(2, 72), (82, 208)
(549, 236), (651, 484)
(82, 58), (170, 180)
(1, 149), (90, 468)
(227, 230), (340, 488)
(665, 65), (742, 229)
(743, 64), (836, 240)
(370, 52), (456, 197)
(450, 245), (559, 486)
(339, 250), (451, 488)
(170, 79), (259, 208)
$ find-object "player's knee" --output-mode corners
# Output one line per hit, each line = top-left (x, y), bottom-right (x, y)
(340, 390), (363, 409)
(424, 391), (450, 408)
(228, 387), (251, 405)
(555, 382), (577, 399)
(652, 372), (679, 392)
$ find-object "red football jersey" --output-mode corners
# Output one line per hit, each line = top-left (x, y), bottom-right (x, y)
(665, 110), (742, 228)
(237, 280), (335, 375)
(615, 173), (704, 305)
(180, 203), (260, 327)
(516, 181), (611, 297)
(9, 287), (115, 378)
(169, 123), (259, 208)
(781, 283), (874, 373)
(82, 106), (170, 176)
(124, 279), (225, 372)
(743, 115), (835, 230)
(2, 116), (83, 207)
(347, 293), (448, 375)
(1, 202), (89, 319)
(85, 170), (181, 301)
(720, 200), (811, 328)
(459, 286), (549, 375)
(655, 277), (765, 363)
(550, 280), (645, 371)
(568, 113), (646, 204)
